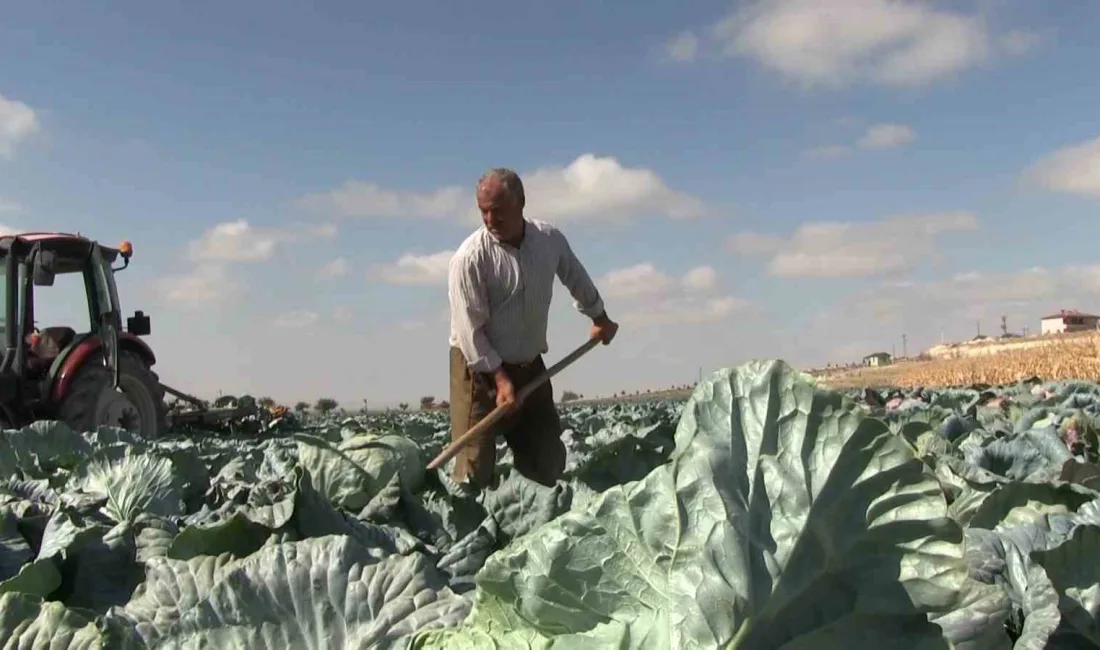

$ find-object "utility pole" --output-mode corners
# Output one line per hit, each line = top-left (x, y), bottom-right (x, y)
(1001, 315), (1008, 337)
(902, 334), (907, 358)
(976, 320), (981, 337)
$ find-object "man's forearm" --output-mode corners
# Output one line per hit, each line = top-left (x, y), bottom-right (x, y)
(554, 230), (606, 319)
(462, 328), (503, 374)
(449, 258), (504, 374)
(564, 274), (604, 319)
(452, 312), (503, 373)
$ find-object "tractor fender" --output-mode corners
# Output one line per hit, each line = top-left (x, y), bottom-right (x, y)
(50, 333), (157, 404)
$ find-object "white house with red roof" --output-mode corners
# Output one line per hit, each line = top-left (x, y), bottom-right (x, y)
(1040, 309), (1100, 335)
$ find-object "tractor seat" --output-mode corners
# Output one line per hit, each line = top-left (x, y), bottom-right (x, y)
(26, 326), (77, 375)
(39, 327), (77, 351)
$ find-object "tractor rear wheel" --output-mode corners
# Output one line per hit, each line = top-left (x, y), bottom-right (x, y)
(57, 350), (168, 438)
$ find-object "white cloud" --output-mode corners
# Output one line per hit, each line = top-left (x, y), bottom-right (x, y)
(273, 310), (320, 329)
(317, 256), (350, 280)
(601, 263), (673, 300)
(802, 145), (851, 160)
(598, 262), (745, 326)
(525, 154), (704, 221)
(1064, 265), (1100, 294)
(297, 184), (467, 221)
(999, 29), (1044, 56)
(665, 32), (700, 62)
(296, 153), (704, 223)
(153, 220), (338, 313)
(152, 265), (241, 310)
(804, 122), (916, 159)
(949, 268), (1058, 303)
(1022, 136), (1100, 198)
(373, 250), (454, 286)
(600, 263), (721, 300)
(332, 306), (353, 324)
(187, 219), (336, 263)
(0, 92), (40, 159)
(705, 0), (1038, 88)
(812, 264), (1100, 362)
(621, 294), (751, 326)
(306, 223), (338, 237)
(725, 231), (786, 255)
(189, 220), (276, 262)
(682, 265), (719, 292)
(0, 199), (23, 214)
(856, 123), (916, 150)
(728, 211), (979, 278)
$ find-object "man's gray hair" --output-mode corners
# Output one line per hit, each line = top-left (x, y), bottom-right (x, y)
(477, 167), (525, 208)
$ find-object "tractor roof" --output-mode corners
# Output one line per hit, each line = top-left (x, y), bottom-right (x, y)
(0, 232), (125, 262)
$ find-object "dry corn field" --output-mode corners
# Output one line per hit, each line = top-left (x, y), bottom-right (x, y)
(821, 331), (1100, 389)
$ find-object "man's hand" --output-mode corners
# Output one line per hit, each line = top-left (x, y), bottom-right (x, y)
(493, 367), (518, 410)
(590, 312), (619, 345)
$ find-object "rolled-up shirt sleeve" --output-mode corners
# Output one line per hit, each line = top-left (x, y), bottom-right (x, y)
(448, 252), (503, 373)
(552, 228), (605, 319)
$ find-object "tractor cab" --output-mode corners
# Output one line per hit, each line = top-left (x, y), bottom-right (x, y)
(0, 233), (166, 435)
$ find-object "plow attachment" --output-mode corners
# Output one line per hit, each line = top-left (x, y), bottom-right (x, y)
(161, 382), (293, 433)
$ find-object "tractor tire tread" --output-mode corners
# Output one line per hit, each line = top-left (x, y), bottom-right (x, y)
(57, 350), (168, 438)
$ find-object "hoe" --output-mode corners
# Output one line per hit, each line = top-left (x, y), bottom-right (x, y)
(0, 232), (253, 437)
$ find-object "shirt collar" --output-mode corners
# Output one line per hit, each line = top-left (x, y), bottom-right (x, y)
(485, 219), (527, 250)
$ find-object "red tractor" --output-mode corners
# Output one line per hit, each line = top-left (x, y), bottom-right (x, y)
(1, 232), (238, 437)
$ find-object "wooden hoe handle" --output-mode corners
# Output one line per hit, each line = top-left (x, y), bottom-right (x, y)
(426, 337), (602, 471)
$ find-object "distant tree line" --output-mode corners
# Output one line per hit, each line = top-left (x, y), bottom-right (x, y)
(270, 380), (705, 420)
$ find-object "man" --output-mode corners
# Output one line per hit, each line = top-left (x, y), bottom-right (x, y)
(447, 167), (618, 490)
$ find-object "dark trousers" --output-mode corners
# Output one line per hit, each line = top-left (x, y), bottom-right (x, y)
(448, 346), (566, 489)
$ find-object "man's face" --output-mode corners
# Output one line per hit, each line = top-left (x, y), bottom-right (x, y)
(477, 178), (523, 242)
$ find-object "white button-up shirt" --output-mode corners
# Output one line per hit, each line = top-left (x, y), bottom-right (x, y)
(448, 219), (605, 372)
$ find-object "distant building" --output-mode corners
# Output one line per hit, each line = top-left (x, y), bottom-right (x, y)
(863, 352), (892, 367)
(1040, 310), (1100, 335)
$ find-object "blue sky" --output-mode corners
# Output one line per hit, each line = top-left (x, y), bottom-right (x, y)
(1, 1), (1099, 407)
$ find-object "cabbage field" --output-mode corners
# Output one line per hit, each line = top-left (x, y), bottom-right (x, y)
(3, 359), (1100, 648)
